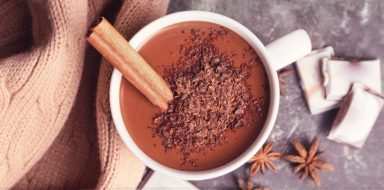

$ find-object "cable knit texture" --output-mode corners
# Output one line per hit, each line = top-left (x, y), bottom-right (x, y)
(0, 0), (169, 188)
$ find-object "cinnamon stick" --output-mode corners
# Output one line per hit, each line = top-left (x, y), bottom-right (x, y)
(87, 17), (173, 111)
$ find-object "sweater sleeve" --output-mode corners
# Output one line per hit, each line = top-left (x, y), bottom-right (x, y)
(0, 0), (169, 189)
(0, 0), (88, 188)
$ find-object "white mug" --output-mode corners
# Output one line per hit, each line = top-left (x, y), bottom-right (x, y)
(109, 11), (311, 180)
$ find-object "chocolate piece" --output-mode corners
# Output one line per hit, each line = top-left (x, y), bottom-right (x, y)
(322, 58), (381, 100)
(295, 47), (339, 114)
(327, 83), (384, 148)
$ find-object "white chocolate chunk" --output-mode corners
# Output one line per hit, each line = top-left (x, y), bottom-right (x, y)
(295, 47), (339, 114)
(322, 58), (382, 100)
(328, 83), (384, 148)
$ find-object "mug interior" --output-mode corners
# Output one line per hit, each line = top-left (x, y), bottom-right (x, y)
(110, 11), (280, 180)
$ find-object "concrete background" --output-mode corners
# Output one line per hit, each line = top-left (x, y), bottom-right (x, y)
(167, 0), (384, 189)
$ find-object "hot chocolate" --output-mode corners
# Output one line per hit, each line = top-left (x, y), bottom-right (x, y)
(120, 21), (270, 171)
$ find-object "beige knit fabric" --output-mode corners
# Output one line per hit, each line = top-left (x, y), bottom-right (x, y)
(0, 0), (169, 189)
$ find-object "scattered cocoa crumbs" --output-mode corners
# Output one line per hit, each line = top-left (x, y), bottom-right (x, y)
(152, 27), (263, 166)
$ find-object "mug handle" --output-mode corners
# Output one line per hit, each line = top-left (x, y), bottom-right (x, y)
(265, 29), (312, 71)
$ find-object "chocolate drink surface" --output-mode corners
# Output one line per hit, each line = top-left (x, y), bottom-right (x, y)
(120, 21), (270, 171)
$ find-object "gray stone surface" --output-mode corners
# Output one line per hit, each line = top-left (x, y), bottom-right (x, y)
(167, 0), (384, 189)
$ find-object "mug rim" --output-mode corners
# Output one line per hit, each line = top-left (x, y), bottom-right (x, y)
(109, 10), (280, 180)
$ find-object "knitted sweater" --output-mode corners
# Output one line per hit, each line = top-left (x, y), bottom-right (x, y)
(0, 0), (169, 188)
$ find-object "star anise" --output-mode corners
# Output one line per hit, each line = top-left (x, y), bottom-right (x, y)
(278, 67), (293, 96)
(283, 137), (335, 187)
(236, 175), (268, 190)
(248, 142), (281, 175)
